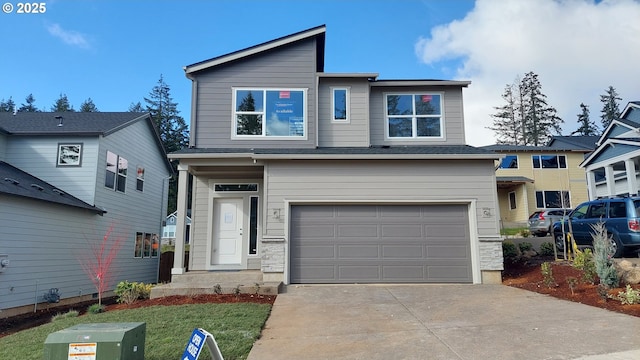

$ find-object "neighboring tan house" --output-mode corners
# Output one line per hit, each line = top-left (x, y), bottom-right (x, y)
(483, 136), (597, 229)
(0, 112), (172, 316)
(162, 210), (191, 245)
(582, 102), (640, 199)
(168, 25), (504, 286)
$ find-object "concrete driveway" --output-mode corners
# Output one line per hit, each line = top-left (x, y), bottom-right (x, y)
(248, 285), (640, 360)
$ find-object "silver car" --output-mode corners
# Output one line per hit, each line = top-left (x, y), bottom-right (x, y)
(528, 209), (571, 236)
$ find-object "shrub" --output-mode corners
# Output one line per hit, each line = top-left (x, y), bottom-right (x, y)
(566, 277), (578, 295)
(539, 242), (554, 256)
(609, 285), (640, 305)
(591, 222), (619, 289)
(518, 242), (533, 252)
(88, 303), (105, 314)
(52, 310), (79, 322)
(541, 262), (556, 288)
(572, 248), (596, 284)
(115, 281), (152, 305)
(502, 241), (518, 258)
(520, 229), (530, 238)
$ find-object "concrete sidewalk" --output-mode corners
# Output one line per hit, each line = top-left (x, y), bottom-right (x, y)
(248, 285), (640, 360)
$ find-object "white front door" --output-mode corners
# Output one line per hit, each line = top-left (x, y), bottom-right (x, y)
(213, 198), (243, 265)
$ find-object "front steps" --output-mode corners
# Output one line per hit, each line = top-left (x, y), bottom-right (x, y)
(150, 270), (283, 299)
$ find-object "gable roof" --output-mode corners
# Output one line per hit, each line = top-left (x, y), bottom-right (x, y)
(0, 112), (174, 175)
(184, 25), (326, 75)
(546, 136), (598, 150)
(0, 161), (105, 214)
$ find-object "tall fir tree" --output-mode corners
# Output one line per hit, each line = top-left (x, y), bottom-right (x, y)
(79, 98), (99, 112)
(490, 72), (562, 146)
(236, 91), (262, 135)
(521, 72), (563, 146)
(51, 93), (75, 112)
(600, 86), (621, 130)
(488, 83), (524, 145)
(144, 75), (189, 214)
(0, 97), (16, 112)
(128, 101), (145, 112)
(572, 103), (599, 136)
(18, 93), (39, 112)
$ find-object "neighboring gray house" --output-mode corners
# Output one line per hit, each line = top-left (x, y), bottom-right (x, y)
(0, 112), (172, 316)
(162, 210), (191, 245)
(169, 25), (503, 286)
(581, 102), (640, 199)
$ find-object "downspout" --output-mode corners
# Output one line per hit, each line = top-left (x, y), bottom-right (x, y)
(315, 73), (319, 146)
(185, 71), (198, 148)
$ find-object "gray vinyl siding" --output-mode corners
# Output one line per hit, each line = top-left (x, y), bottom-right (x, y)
(4, 136), (99, 204)
(192, 39), (318, 149)
(264, 159), (498, 236)
(0, 133), (6, 160)
(369, 86), (466, 146)
(0, 195), (149, 310)
(317, 78), (370, 147)
(190, 175), (209, 270)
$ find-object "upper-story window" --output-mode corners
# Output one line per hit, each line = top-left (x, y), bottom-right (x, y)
(332, 87), (349, 122)
(136, 166), (145, 192)
(532, 155), (566, 169)
(233, 88), (306, 138)
(105, 151), (127, 193)
(499, 155), (518, 169)
(385, 93), (443, 139)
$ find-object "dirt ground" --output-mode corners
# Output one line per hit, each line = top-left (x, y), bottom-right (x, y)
(502, 256), (640, 318)
(0, 293), (276, 338)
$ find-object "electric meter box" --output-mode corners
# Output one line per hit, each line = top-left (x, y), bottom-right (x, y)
(43, 322), (146, 360)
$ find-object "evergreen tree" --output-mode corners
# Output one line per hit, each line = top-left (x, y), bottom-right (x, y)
(236, 91), (262, 135)
(128, 101), (145, 112)
(144, 75), (189, 214)
(18, 93), (39, 112)
(521, 72), (563, 146)
(572, 103), (599, 136)
(79, 98), (99, 112)
(600, 86), (621, 129)
(51, 93), (75, 112)
(0, 97), (16, 112)
(488, 83), (524, 145)
(490, 72), (562, 146)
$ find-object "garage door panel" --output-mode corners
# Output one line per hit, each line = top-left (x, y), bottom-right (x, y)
(290, 205), (471, 283)
(338, 245), (379, 258)
(382, 245), (424, 258)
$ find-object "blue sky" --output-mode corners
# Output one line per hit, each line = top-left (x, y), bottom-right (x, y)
(1, 0), (639, 146)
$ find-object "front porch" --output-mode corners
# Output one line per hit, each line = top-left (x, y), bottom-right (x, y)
(150, 270), (283, 298)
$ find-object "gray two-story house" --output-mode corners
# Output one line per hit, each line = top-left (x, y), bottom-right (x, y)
(0, 112), (172, 316)
(168, 25), (503, 286)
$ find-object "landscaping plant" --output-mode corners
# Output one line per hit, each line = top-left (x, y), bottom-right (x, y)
(572, 248), (596, 284)
(591, 222), (619, 289)
(539, 242), (554, 256)
(541, 262), (556, 288)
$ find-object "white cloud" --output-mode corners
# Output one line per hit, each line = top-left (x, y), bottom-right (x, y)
(415, 0), (640, 146)
(47, 23), (90, 49)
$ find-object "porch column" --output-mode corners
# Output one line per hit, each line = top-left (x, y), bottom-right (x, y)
(172, 164), (190, 275)
(625, 158), (638, 196)
(605, 165), (616, 197)
(586, 170), (597, 200)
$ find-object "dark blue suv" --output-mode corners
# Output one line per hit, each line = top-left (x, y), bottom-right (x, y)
(552, 197), (640, 258)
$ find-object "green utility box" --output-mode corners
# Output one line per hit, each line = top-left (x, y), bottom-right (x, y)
(43, 322), (146, 360)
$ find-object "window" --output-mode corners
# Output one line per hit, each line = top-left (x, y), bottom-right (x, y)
(499, 155), (518, 169)
(571, 204), (588, 219)
(134, 232), (143, 258)
(151, 234), (159, 257)
(332, 87), (349, 122)
(143, 233), (151, 257)
(233, 88), (306, 137)
(57, 143), (82, 166)
(535, 190), (570, 208)
(609, 202), (627, 218)
(586, 203), (606, 219)
(105, 151), (127, 192)
(385, 93), (443, 139)
(532, 155), (567, 169)
(249, 196), (258, 255)
(509, 191), (517, 210)
(214, 184), (258, 192)
(136, 166), (145, 192)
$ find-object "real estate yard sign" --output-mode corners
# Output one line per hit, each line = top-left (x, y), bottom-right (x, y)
(182, 328), (223, 360)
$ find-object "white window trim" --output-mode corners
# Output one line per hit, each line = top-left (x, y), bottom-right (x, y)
(383, 92), (445, 141)
(532, 154), (567, 169)
(331, 86), (350, 123)
(231, 87), (308, 140)
(535, 190), (571, 209)
(508, 191), (517, 210)
(500, 155), (519, 169)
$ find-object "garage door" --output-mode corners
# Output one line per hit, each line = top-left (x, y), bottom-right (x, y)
(290, 204), (472, 283)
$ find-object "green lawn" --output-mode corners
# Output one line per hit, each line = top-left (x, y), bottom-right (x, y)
(0, 303), (272, 360)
